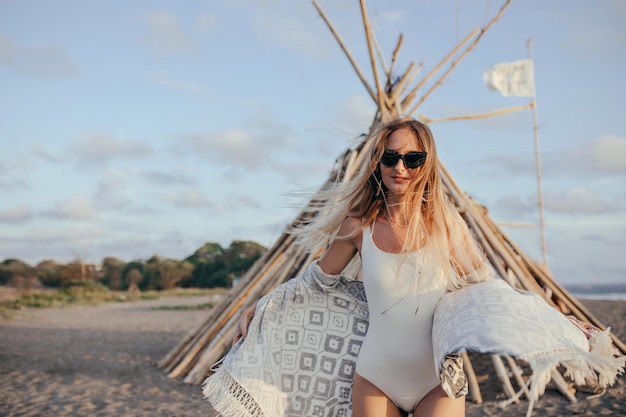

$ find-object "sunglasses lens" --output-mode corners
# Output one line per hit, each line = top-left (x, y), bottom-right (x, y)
(403, 152), (426, 168)
(381, 151), (426, 168)
(381, 152), (401, 167)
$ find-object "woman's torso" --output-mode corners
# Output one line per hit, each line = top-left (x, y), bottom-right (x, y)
(355, 221), (447, 411)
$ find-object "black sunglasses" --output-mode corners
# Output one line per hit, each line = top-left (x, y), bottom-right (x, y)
(380, 150), (427, 169)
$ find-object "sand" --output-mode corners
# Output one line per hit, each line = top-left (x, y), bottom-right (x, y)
(1, 295), (624, 417)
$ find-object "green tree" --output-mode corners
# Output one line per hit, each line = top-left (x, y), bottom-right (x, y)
(184, 242), (224, 265)
(126, 268), (143, 290)
(188, 259), (227, 288)
(101, 257), (126, 290)
(0, 259), (33, 284)
(146, 258), (193, 290)
(35, 260), (64, 287)
(122, 261), (145, 290)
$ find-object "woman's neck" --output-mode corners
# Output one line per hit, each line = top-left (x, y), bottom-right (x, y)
(383, 207), (409, 227)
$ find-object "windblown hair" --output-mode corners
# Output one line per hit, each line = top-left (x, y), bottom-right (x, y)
(291, 117), (492, 290)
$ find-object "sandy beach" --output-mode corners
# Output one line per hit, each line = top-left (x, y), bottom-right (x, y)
(1, 295), (624, 417)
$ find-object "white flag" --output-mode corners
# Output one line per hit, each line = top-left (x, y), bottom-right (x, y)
(483, 59), (535, 97)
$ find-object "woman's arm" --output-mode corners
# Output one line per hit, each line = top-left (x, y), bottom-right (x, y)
(318, 216), (361, 275)
(233, 216), (362, 344)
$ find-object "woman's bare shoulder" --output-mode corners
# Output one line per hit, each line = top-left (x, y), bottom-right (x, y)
(340, 216), (363, 233)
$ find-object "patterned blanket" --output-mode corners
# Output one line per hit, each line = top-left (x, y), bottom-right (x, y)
(433, 279), (626, 417)
(203, 263), (625, 417)
(203, 262), (368, 417)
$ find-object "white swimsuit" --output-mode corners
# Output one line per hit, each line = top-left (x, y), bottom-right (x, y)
(355, 224), (447, 412)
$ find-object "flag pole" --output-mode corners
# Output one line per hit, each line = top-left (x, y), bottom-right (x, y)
(527, 39), (548, 266)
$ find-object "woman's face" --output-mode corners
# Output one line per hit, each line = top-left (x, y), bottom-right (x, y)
(379, 127), (423, 197)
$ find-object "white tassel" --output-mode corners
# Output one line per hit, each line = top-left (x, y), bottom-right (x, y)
(202, 368), (266, 417)
(498, 329), (626, 417)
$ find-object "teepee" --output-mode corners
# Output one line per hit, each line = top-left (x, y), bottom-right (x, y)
(157, 0), (625, 405)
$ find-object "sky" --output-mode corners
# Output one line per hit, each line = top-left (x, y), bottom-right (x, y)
(0, 0), (624, 285)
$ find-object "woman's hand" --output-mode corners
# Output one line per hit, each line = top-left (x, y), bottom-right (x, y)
(567, 315), (601, 339)
(233, 304), (257, 345)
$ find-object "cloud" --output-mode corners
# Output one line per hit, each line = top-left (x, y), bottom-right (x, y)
(0, 33), (80, 78)
(252, 10), (331, 59)
(231, 193), (262, 210)
(332, 94), (377, 136)
(589, 135), (626, 173)
(94, 173), (131, 210)
(0, 178), (29, 191)
(493, 193), (538, 219)
(148, 72), (208, 95)
(43, 196), (97, 221)
(273, 159), (335, 183)
(144, 11), (197, 57)
(544, 186), (608, 214)
(380, 10), (405, 23)
(0, 205), (35, 224)
(181, 128), (264, 169)
(140, 170), (196, 186)
(548, 135), (626, 176)
(546, 213), (626, 284)
(32, 145), (63, 164)
(176, 113), (295, 172)
(0, 225), (106, 264)
(163, 189), (215, 209)
(72, 134), (153, 165)
(195, 14), (218, 32)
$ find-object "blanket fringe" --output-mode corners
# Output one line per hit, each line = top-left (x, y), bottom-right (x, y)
(202, 367), (266, 417)
(499, 329), (626, 417)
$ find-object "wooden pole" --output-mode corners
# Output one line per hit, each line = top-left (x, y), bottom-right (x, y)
(407, 0), (512, 114)
(419, 103), (533, 124)
(401, 27), (479, 111)
(311, 0), (377, 102)
(360, 0), (388, 118)
(527, 39), (548, 266)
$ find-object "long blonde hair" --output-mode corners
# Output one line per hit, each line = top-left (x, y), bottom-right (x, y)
(291, 117), (490, 289)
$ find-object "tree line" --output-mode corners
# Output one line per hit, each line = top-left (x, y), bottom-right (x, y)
(0, 240), (266, 292)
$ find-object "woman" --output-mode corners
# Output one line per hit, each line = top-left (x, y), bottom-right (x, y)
(232, 117), (492, 417)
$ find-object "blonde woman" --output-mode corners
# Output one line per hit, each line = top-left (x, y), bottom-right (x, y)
(232, 117), (491, 417)
(207, 117), (621, 417)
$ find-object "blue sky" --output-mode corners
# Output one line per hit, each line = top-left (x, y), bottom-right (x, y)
(0, 0), (624, 284)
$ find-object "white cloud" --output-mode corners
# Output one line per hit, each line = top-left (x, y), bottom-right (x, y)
(148, 72), (208, 95)
(164, 189), (215, 209)
(177, 113), (295, 172)
(544, 186), (608, 214)
(545, 211), (626, 284)
(140, 170), (196, 186)
(590, 135), (626, 173)
(252, 10), (331, 59)
(494, 193), (538, 219)
(94, 173), (131, 210)
(72, 134), (153, 164)
(43, 196), (96, 221)
(0, 205), (35, 224)
(231, 193), (262, 210)
(144, 11), (197, 57)
(273, 159), (335, 183)
(333, 94), (376, 135)
(32, 145), (62, 163)
(0, 33), (81, 78)
(195, 14), (218, 32)
(381, 10), (405, 23)
(550, 135), (626, 176)
(0, 224), (110, 264)
(182, 129), (264, 169)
